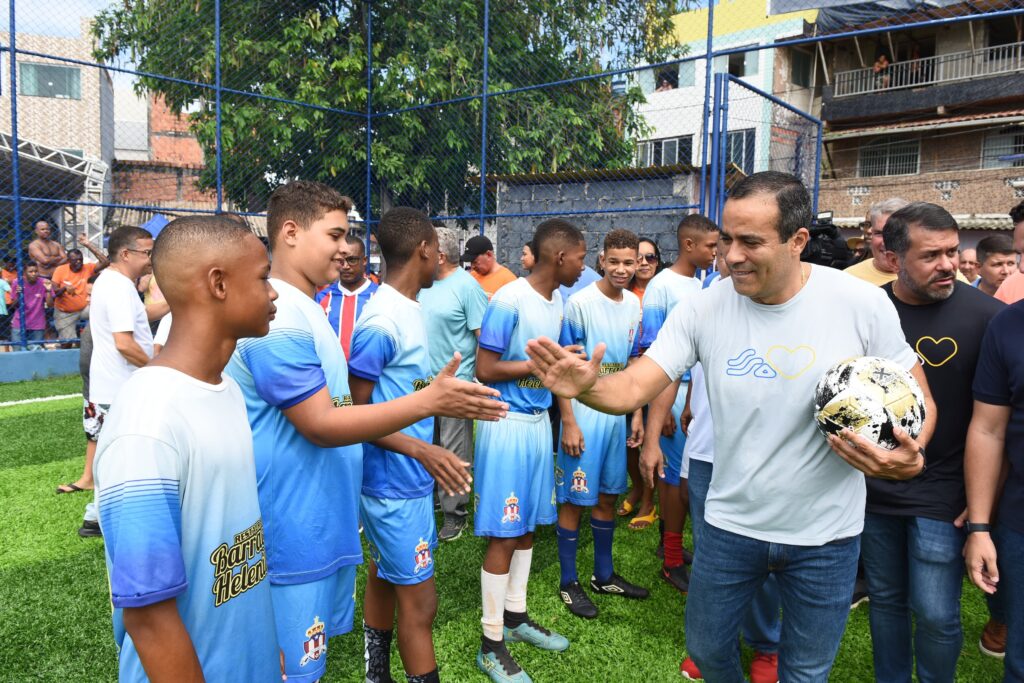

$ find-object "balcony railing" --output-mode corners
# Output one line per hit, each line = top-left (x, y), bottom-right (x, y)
(833, 41), (1024, 98)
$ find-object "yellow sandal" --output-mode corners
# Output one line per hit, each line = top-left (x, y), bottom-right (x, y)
(628, 509), (659, 530)
(617, 500), (635, 517)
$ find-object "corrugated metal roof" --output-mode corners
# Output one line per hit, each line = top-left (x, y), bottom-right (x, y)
(826, 110), (1024, 141)
(835, 214), (1013, 230)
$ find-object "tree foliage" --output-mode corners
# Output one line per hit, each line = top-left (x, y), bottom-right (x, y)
(93, 1), (684, 215)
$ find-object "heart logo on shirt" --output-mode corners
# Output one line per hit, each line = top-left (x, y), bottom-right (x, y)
(765, 345), (817, 380)
(915, 336), (958, 367)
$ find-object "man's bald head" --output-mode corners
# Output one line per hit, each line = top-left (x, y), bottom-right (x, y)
(153, 215), (261, 305)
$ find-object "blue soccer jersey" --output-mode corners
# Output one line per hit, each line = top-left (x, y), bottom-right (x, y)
(349, 284), (435, 499)
(478, 277), (563, 414)
(95, 367), (279, 683)
(558, 282), (641, 368)
(638, 268), (702, 350)
(227, 278), (363, 584)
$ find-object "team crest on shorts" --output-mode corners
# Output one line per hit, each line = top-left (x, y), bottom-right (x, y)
(501, 492), (521, 524)
(413, 538), (433, 573)
(570, 467), (589, 494)
(554, 465), (564, 487)
(299, 615), (327, 666)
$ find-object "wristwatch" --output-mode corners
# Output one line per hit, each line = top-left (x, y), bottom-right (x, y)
(964, 522), (992, 535)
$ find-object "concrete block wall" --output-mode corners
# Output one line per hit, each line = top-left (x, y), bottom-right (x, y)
(493, 174), (696, 273)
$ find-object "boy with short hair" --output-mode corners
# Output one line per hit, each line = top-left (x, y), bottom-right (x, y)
(474, 219), (586, 682)
(555, 229), (648, 619)
(95, 215), (281, 681)
(349, 207), (452, 683)
(226, 181), (506, 683)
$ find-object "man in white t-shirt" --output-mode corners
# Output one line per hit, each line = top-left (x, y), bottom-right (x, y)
(526, 171), (937, 682)
(79, 225), (169, 538)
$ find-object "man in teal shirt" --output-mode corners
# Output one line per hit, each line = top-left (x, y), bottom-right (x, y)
(419, 227), (489, 541)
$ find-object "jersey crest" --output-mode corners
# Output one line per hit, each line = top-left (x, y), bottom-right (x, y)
(413, 538), (433, 573)
(501, 492), (521, 524)
(570, 467), (589, 494)
(299, 616), (327, 666)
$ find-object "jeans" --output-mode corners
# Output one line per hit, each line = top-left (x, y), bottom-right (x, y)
(995, 525), (1024, 683)
(686, 521), (859, 683)
(860, 513), (965, 683)
(687, 458), (781, 652)
(12, 327), (44, 350)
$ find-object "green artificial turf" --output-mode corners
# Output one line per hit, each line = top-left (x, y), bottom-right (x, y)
(0, 379), (1006, 681)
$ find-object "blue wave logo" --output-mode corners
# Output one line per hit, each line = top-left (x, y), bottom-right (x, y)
(725, 348), (777, 379)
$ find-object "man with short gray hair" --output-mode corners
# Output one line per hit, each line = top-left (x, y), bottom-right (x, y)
(419, 228), (489, 540)
(844, 197), (909, 285)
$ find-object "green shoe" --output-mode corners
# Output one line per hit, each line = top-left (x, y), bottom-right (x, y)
(503, 618), (569, 652)
(476, 644), (532, 682)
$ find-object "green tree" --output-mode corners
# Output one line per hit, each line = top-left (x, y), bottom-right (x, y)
(93, 1), (683, 216)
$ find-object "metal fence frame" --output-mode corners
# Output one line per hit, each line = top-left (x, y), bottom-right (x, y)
(2, 0), (1023, 347)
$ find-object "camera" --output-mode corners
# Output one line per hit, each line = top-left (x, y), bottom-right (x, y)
(801, 210), (851, 269)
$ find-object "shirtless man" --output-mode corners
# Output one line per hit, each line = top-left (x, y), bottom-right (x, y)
(28, 220), (67, 279)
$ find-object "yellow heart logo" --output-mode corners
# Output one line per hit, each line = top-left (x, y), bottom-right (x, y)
(765, 345), (817, 379)
(915, 336), (958, 367)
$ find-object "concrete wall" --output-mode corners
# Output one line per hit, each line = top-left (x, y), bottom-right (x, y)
(0, 349), (79, 383)
(493, 174), (696, 271)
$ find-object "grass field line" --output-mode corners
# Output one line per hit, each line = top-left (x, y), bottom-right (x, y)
(0, 393), (78, 408)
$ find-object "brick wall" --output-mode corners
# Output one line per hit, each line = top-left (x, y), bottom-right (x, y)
(493, 173), (696, 271)
(113, 161), (214, 205)
(148, 95), (204, 166)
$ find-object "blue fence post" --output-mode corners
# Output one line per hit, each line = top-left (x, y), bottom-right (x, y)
(214, 0), (223, 213)
(478, 0), (491, 236)
(708, 74), (722, 224)
(717, 76), (730, 222)
(699, 0), (716, 215)
(364, 4), (373, 262)
(8, 0), (26, 349)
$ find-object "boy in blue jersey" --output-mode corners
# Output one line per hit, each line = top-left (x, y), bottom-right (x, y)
(638, 214), (718, 593)
(95, 216), (281, 682)
(474, 219), (586, 682)
(555, 229), (649, 619)
(349, 208), (453, 683)
(225, 181), (508, 683)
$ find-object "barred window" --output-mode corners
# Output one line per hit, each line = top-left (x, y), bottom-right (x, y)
(982, 127), (1024, 168)
(858, 138), (919, 177)
(637, 135), (694, 167)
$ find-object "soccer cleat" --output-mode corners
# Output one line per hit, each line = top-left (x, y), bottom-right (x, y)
(749, 651), (779, 683)
(438, 516), (466, 542)
(590, 573), (650, 599)
(477, 644), (532, 682)
(559, 580), (598, 619)
(660, 564), (690, 593)
(680, 656), (703, 680)
(78, 520), (102, 538)
(504, 618), (570, 651)
(979, 618), (1007, 659)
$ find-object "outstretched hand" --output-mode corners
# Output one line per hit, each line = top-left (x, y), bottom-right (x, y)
(827, 426), (924, 480)
(525, 337), (604, 400)
(428, 352), (509, 421)
(418, 443), (473, 496)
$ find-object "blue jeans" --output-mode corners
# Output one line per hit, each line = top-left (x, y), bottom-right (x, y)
(687, 458), (781, 652)
(12, 327), (44, 350)
(686, 521), (859, 683)
(861, 513), (965, 683)
(995, 525), (1024, 682)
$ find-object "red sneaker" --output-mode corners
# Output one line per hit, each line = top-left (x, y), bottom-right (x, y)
(749, 651), (779, 683)
(679, 656), (702, 680)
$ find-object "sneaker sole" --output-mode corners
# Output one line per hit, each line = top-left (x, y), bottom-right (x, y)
(439, 527), (464, 542)
(850, 595), (870, 610)
(978, 640), (1006, 659)
(590, 585), (649, 600)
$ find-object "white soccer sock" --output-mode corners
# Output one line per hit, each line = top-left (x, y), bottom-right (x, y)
(481, 569), (509, 641)
(505, 547), (533, 614)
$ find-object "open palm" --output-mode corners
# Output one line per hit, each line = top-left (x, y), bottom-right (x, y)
(525, 337), (604, 399)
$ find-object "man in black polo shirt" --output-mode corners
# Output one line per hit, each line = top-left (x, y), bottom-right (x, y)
(863, 203), (1005, 682)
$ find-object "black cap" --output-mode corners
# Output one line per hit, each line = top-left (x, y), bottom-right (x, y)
(461, 235), (494, 262)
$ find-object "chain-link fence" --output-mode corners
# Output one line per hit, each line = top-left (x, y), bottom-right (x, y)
(1, 0), (1022, 347)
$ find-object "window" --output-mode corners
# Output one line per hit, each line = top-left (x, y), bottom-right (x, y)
(678, 61), (696, 88)
(726, 129), (756, 174)
(637, 135), (694, 167)
(983, 127), (1024, 168)
(791, 49), (812, 87)
(20, 63), (81, 99)
(729, 50), (759, 78)
(858, 138), (920, 177)
(59, 149), (83, 158)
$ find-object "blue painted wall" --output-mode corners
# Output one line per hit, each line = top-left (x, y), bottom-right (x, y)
(0, 349), (80, 384)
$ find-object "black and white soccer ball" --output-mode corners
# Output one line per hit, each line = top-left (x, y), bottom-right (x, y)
(813, 356), (925, 450)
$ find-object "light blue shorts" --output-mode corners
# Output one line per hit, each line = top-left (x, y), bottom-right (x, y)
(659, 383), (688, 485)
(272, 565), (357, 682)
(361, 493), (438, 585)
(556, 401), (628, 506)
(474, 411), (557, 538)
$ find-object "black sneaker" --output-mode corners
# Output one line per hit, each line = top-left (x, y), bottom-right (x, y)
(438, 516), (466, 542)
(78, 520), (102, 538)
(559, 580), (598, 619)
(683, 547), (694, 565)
(590, 573), (650, 599)
(660, 564), (689, 593)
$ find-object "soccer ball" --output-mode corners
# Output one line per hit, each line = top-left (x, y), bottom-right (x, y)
(813, 356), (925, 450)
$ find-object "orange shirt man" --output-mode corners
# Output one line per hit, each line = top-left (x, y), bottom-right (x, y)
(51, 249), (96, 340)
(462, 235), (516, 300)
